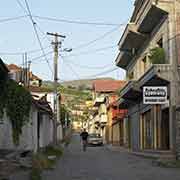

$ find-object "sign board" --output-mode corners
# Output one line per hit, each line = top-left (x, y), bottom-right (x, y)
(143, 86), (167, 104)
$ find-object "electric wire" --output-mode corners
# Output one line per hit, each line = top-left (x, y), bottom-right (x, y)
(61, 55), (81, 80)
(30, 51), (53, 62)
(63, 45), (117, 58)
(27, 45), (117, 63)
(63, 59), (113, 70)
(84, 67), (119, 78)
(0, 46), (51, 55)
(72, 25), (121, 50)
(33, 15), (123, 27)
(23, 0), (53, 74)
(0, 15), (28, 23)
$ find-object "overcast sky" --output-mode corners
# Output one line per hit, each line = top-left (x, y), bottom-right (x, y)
(0, 0), (134, 81)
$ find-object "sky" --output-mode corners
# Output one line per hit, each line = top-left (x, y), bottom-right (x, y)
(0, 0), (134, 82)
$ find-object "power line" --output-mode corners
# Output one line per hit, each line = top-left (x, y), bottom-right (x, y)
(15, 0), (27, 14)
(30, 51), (53, 62)
(61, 56), (81, 80)
(33, 15), (123, 27)
(35, 23), (52, 43)
(27, 45), (116, 63)
(62, 57), (113, 70)
(0, 15), (28, 23)
(84, 67), (119, 78)
(23, 0), (53, 74)
(63, 45), (117, 58)
(72, 26), (121, 50)
(64, 60), (112, 70)
(0, 46), (51, 56)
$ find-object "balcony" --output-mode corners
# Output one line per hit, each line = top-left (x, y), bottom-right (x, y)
(94, 96), (105, 107)
(137, 3), (168, 34)
(118, 23), (147, 52)
(100, 114), (107, 126)
(118, 98), (133, 109)
(120, 81), (141, 102)
(138, 64), (172, 87)
(112, 109), (128, 120)
(116, 23), (147, 70)
(115, 51), (133, 70)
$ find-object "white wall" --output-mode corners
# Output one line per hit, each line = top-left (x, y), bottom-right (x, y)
(39, 114), (53, 148)
(0, 106), (38, 152)
(0, 105), (53, 152)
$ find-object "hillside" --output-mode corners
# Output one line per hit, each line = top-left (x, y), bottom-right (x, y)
(60, 78), (114, 90)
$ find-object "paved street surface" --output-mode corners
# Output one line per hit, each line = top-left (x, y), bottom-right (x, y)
(43, 134), (180, 180)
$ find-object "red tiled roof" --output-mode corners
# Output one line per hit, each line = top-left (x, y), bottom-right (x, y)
(7, 64), (41, 80)
(7, 64), (22, 71)
(93, 80), (126, 93)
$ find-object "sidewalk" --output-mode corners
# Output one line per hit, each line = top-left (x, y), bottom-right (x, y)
(105, 144), (175, 161)
(105, 144), (129, 153)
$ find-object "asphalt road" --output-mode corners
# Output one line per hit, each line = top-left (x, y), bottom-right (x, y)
(42, 133), (180, 180)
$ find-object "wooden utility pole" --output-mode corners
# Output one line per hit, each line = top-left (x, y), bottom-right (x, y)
(47, 32), (66, 145)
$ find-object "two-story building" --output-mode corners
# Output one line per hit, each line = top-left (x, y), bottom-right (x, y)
(92, 80), (126, 143)
(7, 64), (42, 87)
(116, 0), (180, 158)
(106, 95), (127, 146)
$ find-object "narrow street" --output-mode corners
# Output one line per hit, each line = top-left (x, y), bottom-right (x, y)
(42, 134), (180, 180)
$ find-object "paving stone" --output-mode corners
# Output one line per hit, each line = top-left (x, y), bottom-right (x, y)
(41, 133), (180, 180)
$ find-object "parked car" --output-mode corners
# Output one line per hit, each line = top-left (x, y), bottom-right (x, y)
(88, 133), (103, 146)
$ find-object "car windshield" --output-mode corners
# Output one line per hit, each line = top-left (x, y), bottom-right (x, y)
(89, 134), (101, 138)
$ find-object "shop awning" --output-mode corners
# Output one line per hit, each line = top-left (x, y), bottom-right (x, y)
(120, 81), (141, 102)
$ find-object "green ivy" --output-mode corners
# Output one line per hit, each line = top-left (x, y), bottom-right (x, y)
(0, 79), (32, 145)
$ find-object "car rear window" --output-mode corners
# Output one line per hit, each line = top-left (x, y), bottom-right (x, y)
(89, 134), (101, 138)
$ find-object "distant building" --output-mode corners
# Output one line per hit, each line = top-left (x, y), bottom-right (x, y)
(7, 64), (42, 87)
(92, 80), (126, 143)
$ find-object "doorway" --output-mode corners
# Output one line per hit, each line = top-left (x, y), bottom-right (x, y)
(161, 108), (170, 150)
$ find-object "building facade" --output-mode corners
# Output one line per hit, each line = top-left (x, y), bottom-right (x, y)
(92, 80), (126, 143)
(106, 96), (127, 146)
(116, 0), (180, 158)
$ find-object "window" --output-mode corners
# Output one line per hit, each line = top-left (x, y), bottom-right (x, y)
(142, 56), (147, 72)
(128, 71), (134, 80)
(157, 37), (163, 48)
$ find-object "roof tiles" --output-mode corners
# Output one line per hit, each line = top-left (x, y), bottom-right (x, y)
(93, 80), (126, 93)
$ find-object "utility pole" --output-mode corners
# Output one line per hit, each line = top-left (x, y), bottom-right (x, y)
(27, 60), (31, 88)
(47, 32), (66, 145)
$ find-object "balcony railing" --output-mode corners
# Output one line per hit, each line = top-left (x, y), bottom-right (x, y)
(138, 64), (172, 87)
(137, 1), (168, 33)
(112, 110), (128, 120)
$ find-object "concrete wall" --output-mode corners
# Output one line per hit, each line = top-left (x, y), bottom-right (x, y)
(0, 106), (53, 152)
(39, 114), (53, 148)
(112, 123), (120, 145)
(128, 104), (140, 151)
(0, 106), (38, 152)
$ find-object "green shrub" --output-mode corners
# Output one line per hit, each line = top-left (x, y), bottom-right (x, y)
(149, 47), (166, 64)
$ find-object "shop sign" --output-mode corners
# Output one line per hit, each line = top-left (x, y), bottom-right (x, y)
(143, 86), (167, 104)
